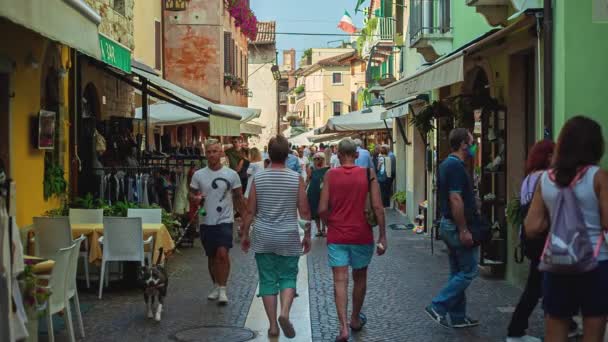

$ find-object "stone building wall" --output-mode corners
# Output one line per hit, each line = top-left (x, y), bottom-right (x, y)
(84, 0), (135, 49)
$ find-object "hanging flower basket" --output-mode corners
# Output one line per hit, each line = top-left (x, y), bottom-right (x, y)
(227, 0), (258, 40)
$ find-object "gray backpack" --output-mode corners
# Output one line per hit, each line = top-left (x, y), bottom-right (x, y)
(539, 167), (602, 274)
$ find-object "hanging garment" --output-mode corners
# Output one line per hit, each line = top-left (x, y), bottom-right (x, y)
(127, 176), (134, 202)
(142, 174), (149, 207)
(173, 171), (189, 215)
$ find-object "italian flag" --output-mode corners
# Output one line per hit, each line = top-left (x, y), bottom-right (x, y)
(337, 11), (357, 34)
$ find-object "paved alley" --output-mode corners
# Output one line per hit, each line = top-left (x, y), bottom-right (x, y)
(43, 210), (549, 342)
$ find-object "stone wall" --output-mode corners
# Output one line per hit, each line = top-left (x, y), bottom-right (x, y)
(84, 0), (135, 49)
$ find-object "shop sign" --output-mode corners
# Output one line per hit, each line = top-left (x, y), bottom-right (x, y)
(99, 34), (131, 73)
(594, 0), (608, 23)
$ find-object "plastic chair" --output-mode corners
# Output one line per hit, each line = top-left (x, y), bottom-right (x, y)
(127, 208), (162, 224)
(39, 243), (78, 342)
(33, 217), (72, 259)
(67, 235), (87, 339)
(98, 217), (154, 299)
(69, 209), (103, 288)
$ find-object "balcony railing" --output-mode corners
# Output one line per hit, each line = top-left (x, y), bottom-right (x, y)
(296, 91), (306, 100)
(409, 0), (452, 46)
(362, 16), (396, 57)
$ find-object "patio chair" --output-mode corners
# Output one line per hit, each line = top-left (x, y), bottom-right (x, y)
(127, 208), (162, 224)
(33, 217), (71, 259)
(98, 217), (154, 299)
(69, 209), (103, 288)
(38, 243), (78, 342)
(66, 235), (87, 339)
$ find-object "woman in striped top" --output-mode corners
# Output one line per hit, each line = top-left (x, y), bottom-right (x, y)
(241, 134), (312, 339)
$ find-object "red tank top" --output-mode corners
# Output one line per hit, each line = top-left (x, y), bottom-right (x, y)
(326, 166), (373, 244)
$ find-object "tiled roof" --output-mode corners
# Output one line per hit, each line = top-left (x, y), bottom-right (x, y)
(252, 21), (276, 44)
(317, 51), (359, 66)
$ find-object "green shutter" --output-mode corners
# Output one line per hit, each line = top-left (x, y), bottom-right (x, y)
(388, 54), (394, 76)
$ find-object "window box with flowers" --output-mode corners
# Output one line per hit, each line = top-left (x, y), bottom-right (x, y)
(226, 0), (258, 40)
(224, 74), (234, 88)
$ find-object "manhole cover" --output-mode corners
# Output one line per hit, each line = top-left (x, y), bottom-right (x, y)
(172, 326), (255, 342)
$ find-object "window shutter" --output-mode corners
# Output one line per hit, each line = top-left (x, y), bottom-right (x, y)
(224, 32), (231, 74)
(230, 38), (235, 75)
(155, 20), (161, 70)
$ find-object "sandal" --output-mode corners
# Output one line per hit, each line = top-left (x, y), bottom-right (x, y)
(350, 313), (367, 332)
(268, 328), (280, 338)
(278, 316), (296, 338)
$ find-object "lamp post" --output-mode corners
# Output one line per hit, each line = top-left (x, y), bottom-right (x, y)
(271, 50), (281, 134)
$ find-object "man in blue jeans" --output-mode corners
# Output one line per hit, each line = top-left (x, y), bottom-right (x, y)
(425, 128), (480, 329)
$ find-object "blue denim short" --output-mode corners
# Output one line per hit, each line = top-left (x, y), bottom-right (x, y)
(200, 223), (233, 256)
(543, 260), (608, 317)
(328, 244), (374, 270)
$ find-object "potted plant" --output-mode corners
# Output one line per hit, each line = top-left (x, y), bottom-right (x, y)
(18, 260), (52, 342)
(392, 191), (407, 212)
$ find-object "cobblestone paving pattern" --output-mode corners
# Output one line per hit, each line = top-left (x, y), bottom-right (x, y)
(41, 234), (258, 342)
(307, 209), (545, 342)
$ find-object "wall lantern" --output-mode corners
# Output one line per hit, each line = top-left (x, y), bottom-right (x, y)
(164, 0), (189, 11)
(271, 65), (281, 81)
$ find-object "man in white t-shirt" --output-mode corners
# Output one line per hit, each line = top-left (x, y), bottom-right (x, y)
(298, 148), (309, 181)
(190, 140), (246, 305)
(330, 144), (341, 168)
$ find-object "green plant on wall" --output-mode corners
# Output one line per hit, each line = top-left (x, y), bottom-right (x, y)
(392, 191), (407, 204)
(356, 17), (378, 55)
(43, 154), (67, 200)
(506, 195), (523, 227)
(358, 88), (371, 108)
(294, 85), (305, 94)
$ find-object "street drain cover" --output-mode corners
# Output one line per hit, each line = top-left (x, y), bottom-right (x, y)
(172, 326), (255, 342)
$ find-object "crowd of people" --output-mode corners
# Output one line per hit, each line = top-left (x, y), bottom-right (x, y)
(189, 136), (387, 341)
(426, 116), (608, 342)
(188, 114), (608, 341)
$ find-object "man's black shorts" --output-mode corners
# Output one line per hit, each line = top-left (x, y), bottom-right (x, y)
(200, 223), (234, 256)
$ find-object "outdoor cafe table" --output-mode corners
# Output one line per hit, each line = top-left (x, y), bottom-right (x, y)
(70, 223), (175, 264)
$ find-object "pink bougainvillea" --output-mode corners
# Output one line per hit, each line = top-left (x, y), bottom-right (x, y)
(227, 0), (258, 40)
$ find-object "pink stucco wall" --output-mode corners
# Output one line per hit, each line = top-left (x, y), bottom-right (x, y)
(163, 0), (248, 106)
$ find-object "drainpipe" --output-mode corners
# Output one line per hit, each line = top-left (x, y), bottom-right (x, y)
(535, 13), (543, 141)
(543, 0), (553, 139)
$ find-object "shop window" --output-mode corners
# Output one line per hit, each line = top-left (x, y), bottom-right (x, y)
(113, 0), (126, 16)
(332, 73), (342, 85)
(333, 101), (342, 116)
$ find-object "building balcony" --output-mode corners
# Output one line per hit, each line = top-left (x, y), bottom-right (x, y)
(362, 16), (396, 58)
(409, 0), (453, 62)
(466, 0), (540, 26)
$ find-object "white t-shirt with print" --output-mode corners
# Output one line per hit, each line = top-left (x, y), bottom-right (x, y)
(298, 157), (309, 181)
(190, 166), (242, 225)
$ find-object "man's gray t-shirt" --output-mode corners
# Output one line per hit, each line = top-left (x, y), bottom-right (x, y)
(190, 166), (242, 225)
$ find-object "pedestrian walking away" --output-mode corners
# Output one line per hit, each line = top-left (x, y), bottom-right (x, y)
(189, 140), (246, 305)
(506, 140), (555, 342)
(525, 116), (608, 342)
(354, 138), (374, 169)
(240, 134), (312, 339)
(376, 145), (392, 208)
(307, 152), (329, 237)
(318, 138), (387, 342)
(426, 128), (480, 329)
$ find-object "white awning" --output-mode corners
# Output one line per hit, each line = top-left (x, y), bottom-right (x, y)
(315, 105), (392, 134)
(381, 95), (429, 120)
(0, 0), (102, 58)
(132, 67), (241, 120)
(240, 121), (264, 135)
(308, 133), (351, 144)
(384, 54), (464, 103)
(288, 130), (315, 146)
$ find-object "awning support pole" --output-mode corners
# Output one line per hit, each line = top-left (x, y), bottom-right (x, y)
(383, 119), (393, 146)
(142, 77), (149, 152)
(395, 116), (411, 145)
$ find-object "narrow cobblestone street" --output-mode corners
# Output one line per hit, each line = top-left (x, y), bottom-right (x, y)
(35, 210), (553, 342)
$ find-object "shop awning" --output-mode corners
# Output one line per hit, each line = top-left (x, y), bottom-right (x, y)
(384, 55), (464, 103)
(240, 121), (264, 135)
(288, 130), (315, 146)
(315, 105), (391, 134)
(0, 0), (102, 58)
(308, 133), (351, 144)
(381, 94), (429, 120)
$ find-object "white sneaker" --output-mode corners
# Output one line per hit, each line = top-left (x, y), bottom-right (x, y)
(207, 286), (219, 300)
(506, 336), (542, 342)
(218, 287), (228, 304)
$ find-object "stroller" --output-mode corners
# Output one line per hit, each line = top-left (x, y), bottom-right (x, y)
(174, 198), (201, 248)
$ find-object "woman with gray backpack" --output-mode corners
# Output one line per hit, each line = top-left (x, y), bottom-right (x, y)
(525, 116), (608, 342)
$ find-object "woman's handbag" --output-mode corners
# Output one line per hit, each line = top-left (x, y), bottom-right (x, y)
(365, 168), (378, 227)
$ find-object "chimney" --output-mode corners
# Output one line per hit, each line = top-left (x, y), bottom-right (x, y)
(283, 49), (296, 71)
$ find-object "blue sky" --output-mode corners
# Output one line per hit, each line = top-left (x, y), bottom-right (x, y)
(250, 0), (365, 64)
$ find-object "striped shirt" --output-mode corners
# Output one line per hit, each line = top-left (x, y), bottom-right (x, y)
(251, 168), (302, 256)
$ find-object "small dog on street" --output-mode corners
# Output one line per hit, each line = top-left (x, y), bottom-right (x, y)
(140, 247), (169, 322)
